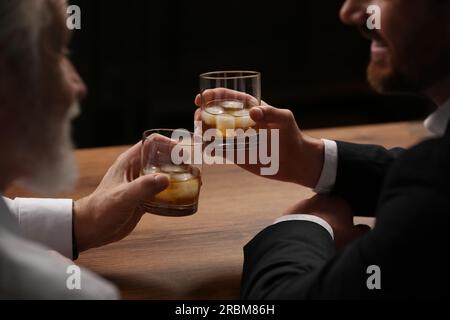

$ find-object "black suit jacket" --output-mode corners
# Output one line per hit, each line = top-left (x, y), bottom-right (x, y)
(241, 125), (450, 299)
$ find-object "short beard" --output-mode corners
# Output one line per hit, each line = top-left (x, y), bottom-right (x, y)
(367, 56), (422, 94)
(367, 40), (450, 95)
(16, 103), (80, 195)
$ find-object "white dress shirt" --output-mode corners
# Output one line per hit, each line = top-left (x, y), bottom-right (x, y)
(0, 197), (119, 299)
(2, 197), (74, 259)
(424, 99), (450, 137)
(275, 99), (450, 239)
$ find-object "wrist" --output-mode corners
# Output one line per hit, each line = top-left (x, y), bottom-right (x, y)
(71, 201), (79, 260)
(297, 135), (325, 188)
(73, 197), (93, 253)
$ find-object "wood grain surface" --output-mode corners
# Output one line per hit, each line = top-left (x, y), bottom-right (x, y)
(5, 121), (429, 299)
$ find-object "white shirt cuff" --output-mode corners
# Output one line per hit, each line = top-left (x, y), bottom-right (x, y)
(4, 198), (74, 259)
(274, 214), (334, 240)
(314, 139), (338, 194)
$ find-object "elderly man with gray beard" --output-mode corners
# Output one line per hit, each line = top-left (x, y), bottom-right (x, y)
(0, 0), (170, 299)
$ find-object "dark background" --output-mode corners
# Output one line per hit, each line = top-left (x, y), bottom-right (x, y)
(69, 0), (432, 149)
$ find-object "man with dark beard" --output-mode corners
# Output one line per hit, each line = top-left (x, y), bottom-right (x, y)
(237, 0), (450, 299)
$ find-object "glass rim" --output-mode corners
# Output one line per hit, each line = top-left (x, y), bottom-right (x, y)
(143, 128), (193, 136)
(200, 70), (261, 80)
(142, 129), (201, 146)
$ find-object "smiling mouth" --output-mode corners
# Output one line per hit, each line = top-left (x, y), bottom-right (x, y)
(359, 24), (384, 42)
(358, 25), (389, 56)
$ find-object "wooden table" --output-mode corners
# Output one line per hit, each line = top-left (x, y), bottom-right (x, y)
(5, 122), (429, 299)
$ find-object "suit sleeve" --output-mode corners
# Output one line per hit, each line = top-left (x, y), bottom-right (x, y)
(241, 138), (449, 299)
(332, 141), (404, 216)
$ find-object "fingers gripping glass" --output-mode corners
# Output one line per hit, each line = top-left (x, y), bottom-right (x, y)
(141, 129), (203, 217)
(200, 71), (261, 142)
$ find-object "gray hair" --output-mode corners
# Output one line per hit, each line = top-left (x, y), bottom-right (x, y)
(0, 0), (50, 84)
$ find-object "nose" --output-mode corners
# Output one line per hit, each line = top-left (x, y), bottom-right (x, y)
(67, 60), (87, 101)
(340, 0), (369, 26)
(73, 69), (87, 101)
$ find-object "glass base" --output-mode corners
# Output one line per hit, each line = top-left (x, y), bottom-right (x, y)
(143, 202), (198, 217)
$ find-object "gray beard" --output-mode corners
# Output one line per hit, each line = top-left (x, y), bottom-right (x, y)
(16, 103), (80, 195)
